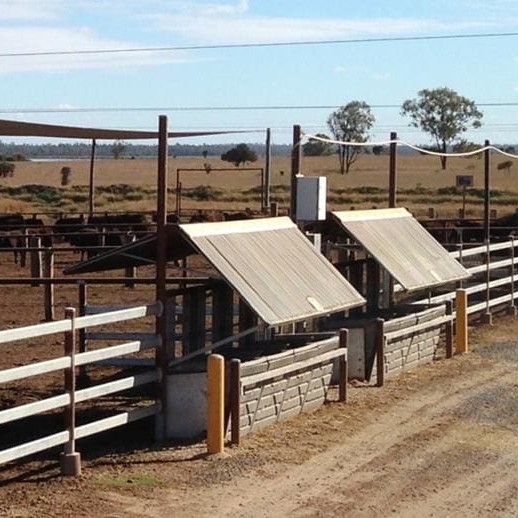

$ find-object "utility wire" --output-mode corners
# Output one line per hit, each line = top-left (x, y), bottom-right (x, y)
(1, 102), (518, 114)
(1, 31), (517, 58)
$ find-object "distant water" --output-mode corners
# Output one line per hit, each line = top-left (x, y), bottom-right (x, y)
(31, 158), (90, 162)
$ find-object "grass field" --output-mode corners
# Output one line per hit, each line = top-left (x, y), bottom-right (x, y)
(0, 153), (516, 219)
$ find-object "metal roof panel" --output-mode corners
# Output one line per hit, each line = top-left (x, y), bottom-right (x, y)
(332, 208), (470, 291)
(180, 217), (365, 326)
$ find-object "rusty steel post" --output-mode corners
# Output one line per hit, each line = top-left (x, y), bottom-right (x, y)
(155, 115), (169, 441)
(388, 131), (397, 208)
(88, 139), (97, 218)
(290, 124), (301, 222)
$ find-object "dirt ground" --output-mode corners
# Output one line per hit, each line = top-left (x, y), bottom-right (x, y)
(2, 270), (518, 518)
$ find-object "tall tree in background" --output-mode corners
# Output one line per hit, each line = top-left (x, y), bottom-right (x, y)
(327, 101), (375, 174)
(112, 139), (126, 159)
(401, 87), (483, 170)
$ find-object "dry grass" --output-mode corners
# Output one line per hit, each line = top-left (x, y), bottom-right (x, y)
(2, 154), (517, 218)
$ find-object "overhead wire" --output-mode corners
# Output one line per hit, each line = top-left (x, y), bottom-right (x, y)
(1, 102), (518, 114)
(1, 31), (517, 58)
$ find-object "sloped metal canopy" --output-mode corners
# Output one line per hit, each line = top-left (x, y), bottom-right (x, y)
(179, 217), (365, 326)
(63, 225), (194, 274)
(332, 208), (470, 292)
(0, 118), (243, 140)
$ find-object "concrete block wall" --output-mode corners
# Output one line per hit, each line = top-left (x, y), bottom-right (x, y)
(382, 305), (445, 379)
(237, 337), (339, 437)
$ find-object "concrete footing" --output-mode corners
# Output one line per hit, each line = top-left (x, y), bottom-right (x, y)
(481, 312), (493, 325)
(60, 452), (81, 476)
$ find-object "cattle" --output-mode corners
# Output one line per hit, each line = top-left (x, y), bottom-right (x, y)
(188, 210), (224, 223)
(431, 213), (518, 245)
(0, 214), (25, 264)
(0, 214), (24, 231)
(53, 213), (152, 260)
(222, 210), (254, 221)
(152, 213), (180, 224)
(87, 213), (151, 235)
(53, 215), (86, 243)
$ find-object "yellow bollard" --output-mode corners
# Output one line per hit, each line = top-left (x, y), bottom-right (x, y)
(207, 354), (225, 454)
(456, 289), (468, 354)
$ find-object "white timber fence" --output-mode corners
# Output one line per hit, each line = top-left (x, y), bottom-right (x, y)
(0, 301), (162, 475)
(412, 238), (518, 318)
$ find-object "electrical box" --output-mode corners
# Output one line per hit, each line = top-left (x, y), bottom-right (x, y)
(296, 176), (327, 221)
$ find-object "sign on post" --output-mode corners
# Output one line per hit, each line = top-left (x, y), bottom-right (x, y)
(456, 175), (474, 218)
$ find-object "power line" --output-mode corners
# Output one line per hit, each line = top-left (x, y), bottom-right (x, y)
(1, 102), (518, 114)
(1, 31), (518, 58)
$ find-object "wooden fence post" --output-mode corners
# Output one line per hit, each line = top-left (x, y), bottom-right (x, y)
(375, 318), (385, 387)
(445, 300), (454, 359)
(29, 236), (42, 286)
(230, 359), (241, 446)
(455, 289), (468, 354)
(60, 307), (81, 476)
(207, 354), (225, 454)
(338, 329), (348, 402)
(43, 249), (54, 322)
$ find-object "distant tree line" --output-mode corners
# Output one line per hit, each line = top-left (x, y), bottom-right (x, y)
(0, 141), (292, 160)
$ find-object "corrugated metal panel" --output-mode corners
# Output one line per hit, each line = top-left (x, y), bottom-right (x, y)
(180, 217), (365, 326)
(332, 208), (470, 291)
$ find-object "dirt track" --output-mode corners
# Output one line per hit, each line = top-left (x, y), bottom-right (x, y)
(2, 315), (518, 517)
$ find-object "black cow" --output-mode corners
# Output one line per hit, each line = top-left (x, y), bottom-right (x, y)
(0, 214), (25, 264)
(87, 213), (151, 235)
(188, 210), (224, 223)
(222, 210), (254, 221)
(53, 215), (86, 242)
(0, 214), (24, 231)
(446, 213), (518, 244)
(54, 213), (151, 259)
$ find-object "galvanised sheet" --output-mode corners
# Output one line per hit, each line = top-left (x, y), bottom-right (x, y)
(332, 208), (470, 291)
(180, 217), (365, 326)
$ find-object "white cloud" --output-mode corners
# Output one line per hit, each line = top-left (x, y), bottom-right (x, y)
(147, 12), (492, 44)
(0, 0), (64, 21)
(0, 27), (193, 73)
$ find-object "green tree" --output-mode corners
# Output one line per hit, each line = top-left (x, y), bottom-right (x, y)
(302, 134), (334, 156)
(112, 139), (126, 159)
(401, 87), (483, 170)
(221, 143), (258, 167)
(327, 101), (375, 174)
(372, 145), (385, 156)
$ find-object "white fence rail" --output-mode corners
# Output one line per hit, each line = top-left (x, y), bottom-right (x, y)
(413, 238), (518, 317)
(0, 301), (162, 472)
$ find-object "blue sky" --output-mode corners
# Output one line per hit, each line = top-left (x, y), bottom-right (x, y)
(1, 0), (518, 145)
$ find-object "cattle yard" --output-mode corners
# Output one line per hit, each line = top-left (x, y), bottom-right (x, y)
(1, 118), (518, 518)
